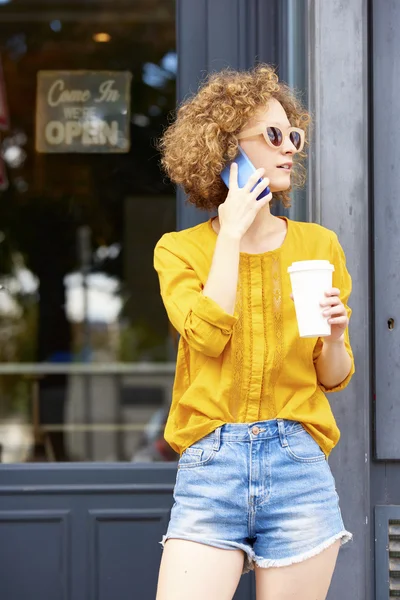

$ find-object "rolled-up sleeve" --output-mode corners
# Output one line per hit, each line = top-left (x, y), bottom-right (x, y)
(154, 234), (238, 358)
(313, 233), (355, 393)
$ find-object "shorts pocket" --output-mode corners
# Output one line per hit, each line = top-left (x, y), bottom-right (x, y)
(284, 427), (326, 464)
(178, 434), (218, 469)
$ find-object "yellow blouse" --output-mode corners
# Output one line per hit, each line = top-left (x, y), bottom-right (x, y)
(154, 217), (355, 457)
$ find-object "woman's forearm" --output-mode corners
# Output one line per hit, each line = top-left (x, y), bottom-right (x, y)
(203, 229), (241, 315)
(315, 338), (352, 389)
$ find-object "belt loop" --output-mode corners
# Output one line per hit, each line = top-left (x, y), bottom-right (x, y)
(213, 426), (221, 451)
(277, 419), (288, 448)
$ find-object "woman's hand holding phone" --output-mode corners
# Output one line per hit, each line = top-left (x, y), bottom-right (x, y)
(203, 162), (269, 315)
(218, 163), (272, 240)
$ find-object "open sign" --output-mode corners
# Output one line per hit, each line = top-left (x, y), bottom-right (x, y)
(36, 71), (132, 154)
(45, 119), (120, 147)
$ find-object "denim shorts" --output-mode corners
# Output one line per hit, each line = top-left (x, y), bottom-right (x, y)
(161, 419), (352, 572)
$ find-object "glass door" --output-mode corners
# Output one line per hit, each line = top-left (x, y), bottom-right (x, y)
(0, 0), (177, 463)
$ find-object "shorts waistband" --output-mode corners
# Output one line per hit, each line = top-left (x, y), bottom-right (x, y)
(218, 419), (303, 442)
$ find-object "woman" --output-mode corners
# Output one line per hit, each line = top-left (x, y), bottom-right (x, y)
(154, 64), (354, 600)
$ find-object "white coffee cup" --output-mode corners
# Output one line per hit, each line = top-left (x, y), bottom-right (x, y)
(287, 260), (335, 338)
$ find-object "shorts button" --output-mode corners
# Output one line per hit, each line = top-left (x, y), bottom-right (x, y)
(252, 426), (260, 435)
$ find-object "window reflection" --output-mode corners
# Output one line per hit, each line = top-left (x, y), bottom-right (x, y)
(0, 0), (177, 463)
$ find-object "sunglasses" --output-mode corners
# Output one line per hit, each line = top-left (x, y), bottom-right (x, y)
(237, 124), (305, 153)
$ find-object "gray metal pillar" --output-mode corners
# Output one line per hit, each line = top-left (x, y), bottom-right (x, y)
(307, 1), (371, 599)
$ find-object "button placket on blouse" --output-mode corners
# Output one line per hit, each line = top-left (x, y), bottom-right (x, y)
(245, 256), (265, 422)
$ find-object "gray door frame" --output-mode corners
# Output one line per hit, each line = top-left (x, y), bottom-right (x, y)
(307, 1), (371, 599)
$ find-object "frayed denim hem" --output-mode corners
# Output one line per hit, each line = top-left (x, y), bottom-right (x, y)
(253, 530), (353, 570)
(159, 530), (352, 574)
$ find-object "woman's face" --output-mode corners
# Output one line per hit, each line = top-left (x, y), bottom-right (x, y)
(239, 98), (298, 193)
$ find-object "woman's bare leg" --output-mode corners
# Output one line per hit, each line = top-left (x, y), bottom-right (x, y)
(156, 539), (245, 600)
(255, 540), (340, 600)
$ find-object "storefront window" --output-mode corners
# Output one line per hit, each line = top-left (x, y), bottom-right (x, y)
(0, 0), (177, 462)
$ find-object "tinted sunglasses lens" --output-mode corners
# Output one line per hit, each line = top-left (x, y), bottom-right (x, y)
(266, 126), (283, 147)
(290, 131), (302, 150)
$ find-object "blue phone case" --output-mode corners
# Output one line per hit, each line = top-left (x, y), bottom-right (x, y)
(221, 147), (270, 200)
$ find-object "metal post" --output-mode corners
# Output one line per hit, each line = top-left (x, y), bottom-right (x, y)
(77, 226), (93, 460)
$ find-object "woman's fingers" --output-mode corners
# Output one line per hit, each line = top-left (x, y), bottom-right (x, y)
(324, 288), (341, 298)
(320, 295), (341, 308)
(323, 304), (346, 318)
(244, 168), (265, 192)
(229, 162), (239, 189)
(251, 176), (270, 200)
(327, 316), (348, 326)
(255, 190), (273, 210)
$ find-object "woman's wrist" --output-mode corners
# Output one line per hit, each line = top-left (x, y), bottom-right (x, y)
(316, 337), (352, 389)
(322, 335), (345, 347)
(218, 225), (243, 242)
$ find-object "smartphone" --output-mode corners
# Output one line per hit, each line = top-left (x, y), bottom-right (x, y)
(221, 146), (270, 200)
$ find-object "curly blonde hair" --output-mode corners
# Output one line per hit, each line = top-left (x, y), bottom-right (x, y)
(159, 64), (310, 211)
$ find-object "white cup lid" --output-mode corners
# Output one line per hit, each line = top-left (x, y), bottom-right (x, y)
(287, 260), (335, 274)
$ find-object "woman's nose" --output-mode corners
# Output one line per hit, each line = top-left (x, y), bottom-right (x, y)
(281, 135), (296, 154)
